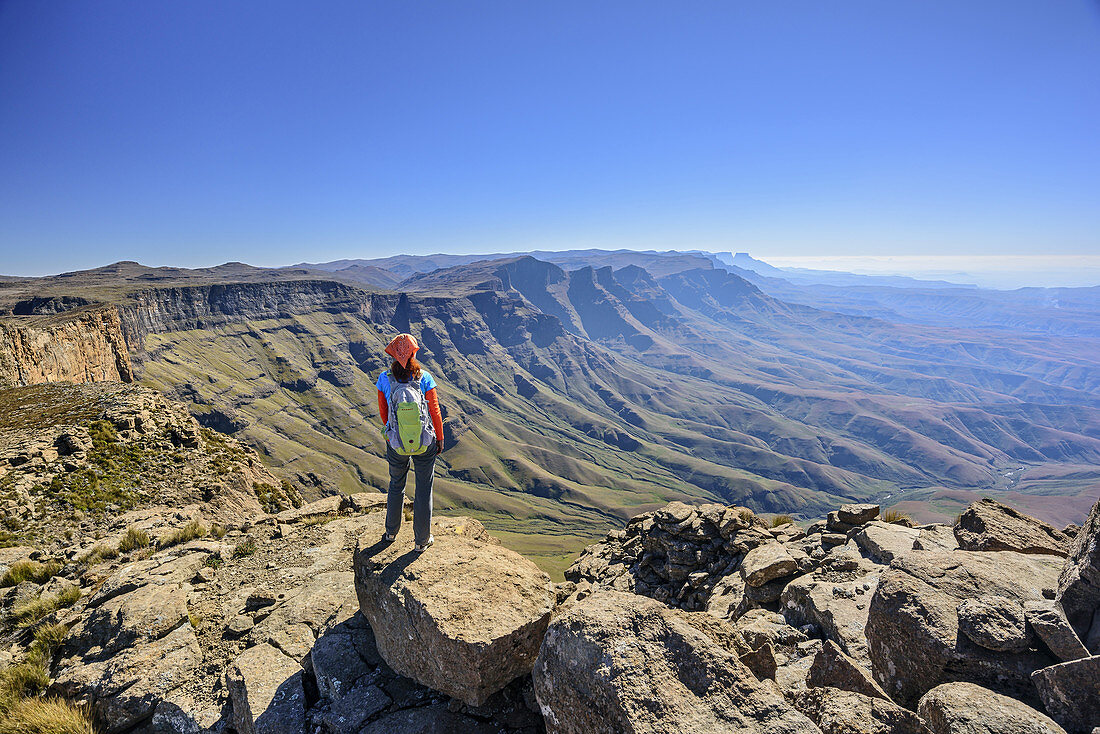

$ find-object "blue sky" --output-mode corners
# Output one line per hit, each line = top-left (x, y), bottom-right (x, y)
(1, 1), (1098, 276)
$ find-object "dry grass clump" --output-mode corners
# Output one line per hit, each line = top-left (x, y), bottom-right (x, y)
(117, 527), (150, 553)
(737, 508), (755, 523)
(881, 508), (911, 524)
(77, 545), (118, 567)
(10, 587), (81, 628)
(156, 520), (206, 549)
(0, 696), (96, 734)
(209, 524), (227, 540)
(0, 561), (60, 588)
(769, 514), (794, 528)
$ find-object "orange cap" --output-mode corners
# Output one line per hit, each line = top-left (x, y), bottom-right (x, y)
(384, 333), (419, 367)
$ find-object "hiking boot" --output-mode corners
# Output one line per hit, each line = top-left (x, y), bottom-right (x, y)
(414, 535), (434, 552)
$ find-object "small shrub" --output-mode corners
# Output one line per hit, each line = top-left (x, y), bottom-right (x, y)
(78, 544), (118, 566)
(403, 508), (413, 522)
(770, 514), (794, 528)
(0, 696), (96, 734)
(202, 553), (223, 569)
(188, 610), (202, 629)
(882, 508), (911, 525)
(117, 527), (150, 553)
(301, 513), (336, 527)
(1, 561), (60, 588)
(231, 538), (257, 559)
(737, 508), (755, 523)
(157, 520), (206, 549)
(87, 419), (118, 446)
(210, 524), (227, 540)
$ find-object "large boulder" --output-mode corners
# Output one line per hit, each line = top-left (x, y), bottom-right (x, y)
(954, 498), (1071, 557)
(354, 517), (554, 707)
(782, 564), (882, 665)
(1057, 497), (1100, 651)
(865, 549), (1063, 707)
(226, 643), (307, 734)
(532, 589), (819, 734)
(1031, 655), (1100, 734)
(793, 687), (929, 734)
(917, 682), (1066, 734)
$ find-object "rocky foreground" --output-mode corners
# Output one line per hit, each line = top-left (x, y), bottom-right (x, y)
(0, 381), (1098, 732)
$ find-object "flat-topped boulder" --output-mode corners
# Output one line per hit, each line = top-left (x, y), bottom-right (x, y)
(954, 498), (1071, 557)
(533, 589), (818, 734)
(353, 516), (554, 707)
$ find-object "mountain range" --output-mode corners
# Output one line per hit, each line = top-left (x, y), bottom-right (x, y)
(2, 250), (1098, 575)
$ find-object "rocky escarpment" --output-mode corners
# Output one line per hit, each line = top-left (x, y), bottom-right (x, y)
(0, 382), (286, 544)
(0, 306), (133, 387)
(114, 280), (397, 360)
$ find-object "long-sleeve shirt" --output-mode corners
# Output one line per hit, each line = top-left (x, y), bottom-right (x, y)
(376, 370), (444, 443)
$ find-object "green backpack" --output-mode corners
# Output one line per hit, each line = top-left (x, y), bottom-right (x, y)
(383, 372), (434, 455)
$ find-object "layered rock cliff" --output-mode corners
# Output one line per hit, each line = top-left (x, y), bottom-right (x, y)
(0, 306), (133, 387)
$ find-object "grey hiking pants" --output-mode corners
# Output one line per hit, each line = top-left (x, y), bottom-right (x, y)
(385, 439), (438, 545)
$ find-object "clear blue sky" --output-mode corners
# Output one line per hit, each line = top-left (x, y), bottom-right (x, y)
(1, 1), (1098, 276)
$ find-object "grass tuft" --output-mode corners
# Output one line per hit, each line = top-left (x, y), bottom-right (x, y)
(769, 514), (794, 528)
(1, 561), (60, 588)
(737, 508), (755, 523)
(77, 545), (118, 566)
(209, 524), (227, 540)
(201, 553), (223, 569)
(117, 527), (150, 553)
(231, 538), (257, 559)
(881, 508), (911, 524)
(0, 696), (96, 734)
(157, 520), (206, 549)
(10, 586), (80, 629)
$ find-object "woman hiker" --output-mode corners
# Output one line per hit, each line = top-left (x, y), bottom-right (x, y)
(377, 333), (445, 551)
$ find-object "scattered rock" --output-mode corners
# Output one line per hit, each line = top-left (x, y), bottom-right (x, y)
(917, 681), (1067, 734)
(741, 542), (798, 586)
(838, 504), (880, 525)
(532, 589), (818, 733)
(354, 517), (554, 706)
(794, 686), (930, 734)
(954, 498), (1071, 557)
(1032, 655), (1100, 734)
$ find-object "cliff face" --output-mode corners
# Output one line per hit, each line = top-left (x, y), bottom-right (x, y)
(115, 280), (400, 356)
(0, 305), (133, 386)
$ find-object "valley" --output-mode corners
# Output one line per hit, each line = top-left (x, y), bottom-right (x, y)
(2, 252), (1099, 577)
